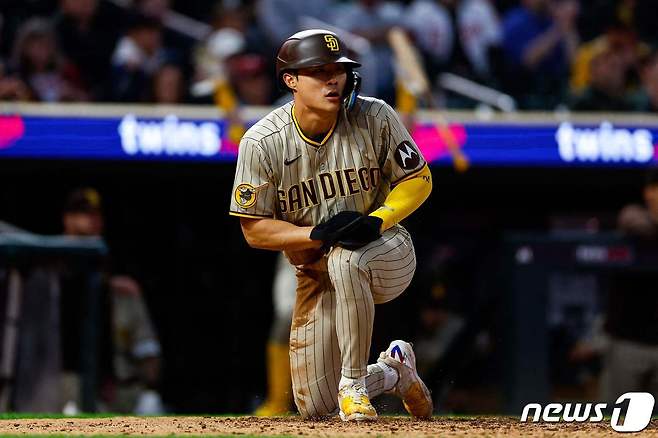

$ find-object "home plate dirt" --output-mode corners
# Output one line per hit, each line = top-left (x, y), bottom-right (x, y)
(1, 416), (657, 436)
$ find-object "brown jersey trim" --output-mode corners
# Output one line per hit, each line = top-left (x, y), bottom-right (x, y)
(291, 104), (338, 147)
(228, 211), (274, 219)
(390, 164), (428, 187)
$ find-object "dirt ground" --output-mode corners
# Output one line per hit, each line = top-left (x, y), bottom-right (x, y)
(1, 416), (658, 437)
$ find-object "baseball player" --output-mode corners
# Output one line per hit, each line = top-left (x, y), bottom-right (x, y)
(229, 29), (433, 421)
(254, 253), (296, 416)
(61, 188), (164, 415)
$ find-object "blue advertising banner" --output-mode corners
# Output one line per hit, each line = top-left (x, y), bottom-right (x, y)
(0, 114), (238, 162)
(414, 121), (657, 167)
(1, 112), (657, 167)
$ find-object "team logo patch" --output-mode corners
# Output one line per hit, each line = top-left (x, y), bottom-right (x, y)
(235, 183), (258, 208)
(394, 141), (420, 170)
(324, 35), (339, 52)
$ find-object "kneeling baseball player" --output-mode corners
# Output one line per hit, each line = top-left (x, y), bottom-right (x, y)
(229, 29), (433, 421)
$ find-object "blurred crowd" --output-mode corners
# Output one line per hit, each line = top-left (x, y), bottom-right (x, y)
(1, 0), (658, 111)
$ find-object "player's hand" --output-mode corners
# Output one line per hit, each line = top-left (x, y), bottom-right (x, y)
(310, 211), (363, 252)
(337, 215), (383, 250)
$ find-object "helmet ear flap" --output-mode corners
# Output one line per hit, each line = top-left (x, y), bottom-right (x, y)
(343, 70), (361, 112)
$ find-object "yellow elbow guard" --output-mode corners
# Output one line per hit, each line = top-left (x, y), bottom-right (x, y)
(369, 165), (432, 231)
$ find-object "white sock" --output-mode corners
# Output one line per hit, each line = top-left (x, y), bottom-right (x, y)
(339, 375), (366, 389)
(377, 362), (400, 391)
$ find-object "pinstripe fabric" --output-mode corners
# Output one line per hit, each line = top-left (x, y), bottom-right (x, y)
(229, 96), (424, 418)
(228, 97), (426, 222)
(327, 225), (415, 379)
(290, 225), (415, 418)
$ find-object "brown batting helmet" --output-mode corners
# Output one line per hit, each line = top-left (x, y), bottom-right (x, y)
(276, 29), (361, 90)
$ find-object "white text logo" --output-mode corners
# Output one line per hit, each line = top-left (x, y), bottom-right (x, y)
(556, 122), (654, 163)
(521, 392), (654, 432)
(118, 114), (221, 157)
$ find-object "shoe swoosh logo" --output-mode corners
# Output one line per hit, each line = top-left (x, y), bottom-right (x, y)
(391, 345), (404, 363)
(284, 155), (302, 165)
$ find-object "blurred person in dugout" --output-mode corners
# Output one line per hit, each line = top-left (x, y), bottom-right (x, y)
(60, 188), (164, 414)
(597, 168), (658, 405)
(254, 253), (296, 416)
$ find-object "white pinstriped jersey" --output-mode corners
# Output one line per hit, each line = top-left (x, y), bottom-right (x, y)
(229, 96), (426, 226)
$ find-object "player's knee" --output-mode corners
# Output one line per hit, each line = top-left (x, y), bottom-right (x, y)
(327, 247), (369, 277)
(372, 279), (410, 304)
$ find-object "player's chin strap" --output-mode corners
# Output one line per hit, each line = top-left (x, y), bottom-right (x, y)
(343, 71), (361, 112)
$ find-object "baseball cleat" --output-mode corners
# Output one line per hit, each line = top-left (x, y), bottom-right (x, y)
(378, 340), (433, 419)
(338, 381), (377, 421)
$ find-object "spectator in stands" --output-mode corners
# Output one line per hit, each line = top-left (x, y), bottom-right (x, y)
(0, 62), (30, 101)
(0, 17), (30, 101)
(61, 188), (165, 415)
(502, 0), (579, 109)
(192, 27), (244, 91)
(633, 51), (658, 113)
(0, 1), (57, 58)
(209, 1), (269, 60)
(110, 14), (168, 102)
(135, 0), (169, 17)
(151, 63), (185, 103)
(0, 9), (4, 55)
(576, 0), (618, 43)
(227, 53), (273, 106)
(608, 0), (658, 49)
(54, 0), (124, 100)
(571, 24), (647, 95)
(194, 2), (267, 97)
(570, 39), (636, 111)
(132, 0), (195, 67)
(256, 0), (333, 47)
(11, 18), (88, 102)
(404, 0), (501, 83)
(211, 1), (249, 34)
(331, 0), (403, 103)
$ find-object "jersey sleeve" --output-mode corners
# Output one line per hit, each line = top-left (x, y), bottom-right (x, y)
(379, 102), (427, 186)
(229, 138), (276, 218)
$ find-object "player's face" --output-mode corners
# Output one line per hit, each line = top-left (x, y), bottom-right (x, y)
(293, 63), (347, 113)
(63, 211), (104, 237)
